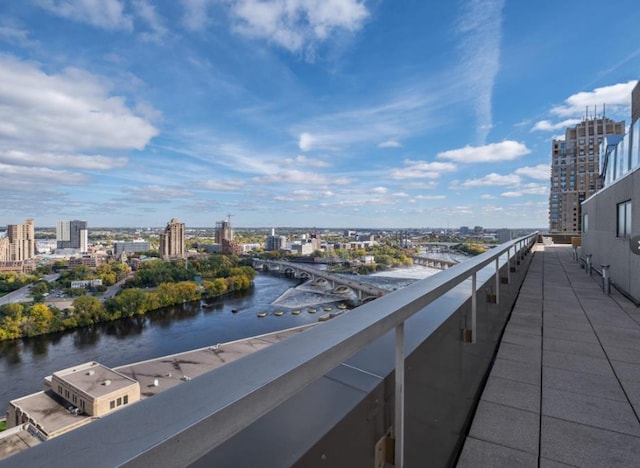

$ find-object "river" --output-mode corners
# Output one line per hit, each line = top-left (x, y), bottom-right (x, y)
(0, 265), (444, 413)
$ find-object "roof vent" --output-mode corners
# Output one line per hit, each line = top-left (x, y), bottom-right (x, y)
(86, 370), (95, 376)
(102, 380), (111, 386)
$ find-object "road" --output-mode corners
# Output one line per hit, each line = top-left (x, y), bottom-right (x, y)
(0, 273), (60, 306)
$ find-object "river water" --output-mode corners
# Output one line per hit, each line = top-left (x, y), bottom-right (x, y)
(0, 265), (443, 412)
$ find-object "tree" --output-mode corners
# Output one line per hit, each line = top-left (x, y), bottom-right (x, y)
(73, 296), (106, 325)
(22, 303), (53, 337)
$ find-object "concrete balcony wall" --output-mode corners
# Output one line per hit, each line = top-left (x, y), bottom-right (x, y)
(192, 249), (534, 468)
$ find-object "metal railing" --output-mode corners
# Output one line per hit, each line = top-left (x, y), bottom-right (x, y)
(3, 233), (538, 468)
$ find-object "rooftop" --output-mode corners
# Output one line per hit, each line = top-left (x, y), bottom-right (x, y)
(458, 244), (640, 466)
(52, 362), (137, 398)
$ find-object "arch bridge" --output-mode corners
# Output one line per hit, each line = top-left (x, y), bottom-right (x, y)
(410, 255), (458, 270)
(253, 260), (387, 302)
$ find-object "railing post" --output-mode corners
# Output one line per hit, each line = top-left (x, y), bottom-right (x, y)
(586, 254), (592, 276)
(506, 249), (511, 283)
(573, 245), (578, 262)
(471, 272), (477, 344)
(601, 265), (611, 295)
(395, 323), (405, 468)
(495, 257), (500, 305)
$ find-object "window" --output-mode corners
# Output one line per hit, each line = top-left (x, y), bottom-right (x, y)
(110, 400), (115, 409)
(117, 397), (122, 406)
(123, 395), (129, 405)
(617, 200), (632, 237)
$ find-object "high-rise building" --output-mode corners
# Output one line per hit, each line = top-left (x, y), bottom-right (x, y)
(215, 219), (242, 255)
(159, 219), (185, 260)
(57, 220), (88, 251)
(549, 117), (625, 234)
(1, 219), (35, 264)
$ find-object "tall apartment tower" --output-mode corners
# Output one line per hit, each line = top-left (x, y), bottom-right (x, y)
(159, 218), (185, 260)
(549, 116), (625, 234)
(57, 220), (88, 251)
(6, 219), (35, 261)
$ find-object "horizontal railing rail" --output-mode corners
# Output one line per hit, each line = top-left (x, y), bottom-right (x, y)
(3, 232), (538, 468)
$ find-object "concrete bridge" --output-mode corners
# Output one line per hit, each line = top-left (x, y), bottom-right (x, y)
(410, 255), (458, 270)
(254, 260), (388, 302)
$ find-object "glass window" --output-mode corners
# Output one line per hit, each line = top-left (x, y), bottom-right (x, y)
(123, 395), (129, 405)
(110, 400), (115, 409)
(617, 200), (632, 237)
(583, 214), (588, 233)
(117, 397), (122, 406)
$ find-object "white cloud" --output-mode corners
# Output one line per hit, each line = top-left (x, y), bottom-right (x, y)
(480, 194), (496, 199)
(199, 179), (246, 191)
(274, 189), (335, 202)
(298, 132), (317, 151)
(378, 139), (401, 148)
(390, 160), (457, 179)
(437, 141), (530, 163)
(531, 119), (581, 132)
(35, 0), (133, 31)
(455, 0), (505, 143)
(551, 80), (638, 117)
(515, 164), (549, 180)
(0, 56), (159, 153)
(229, 0), (369, 55)
(414, 194), (446, 200)
(405, 181), (438, 190)
(0, 150), (127, 170)
(460, 173), (520, 187)
(283, 154), (330, 167)
(371, 187), (388, 194)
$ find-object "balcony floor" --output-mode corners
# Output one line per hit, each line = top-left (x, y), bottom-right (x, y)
(457, 244), (640, 467)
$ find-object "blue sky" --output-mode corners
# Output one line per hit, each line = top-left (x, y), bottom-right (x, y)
(1, 0), (639, 229)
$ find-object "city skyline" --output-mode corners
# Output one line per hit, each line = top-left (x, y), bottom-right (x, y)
(1, 1), (639, 228)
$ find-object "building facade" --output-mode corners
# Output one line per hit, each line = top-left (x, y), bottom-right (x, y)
(549, 118), (625, 234)
(1, 219), (35, 264)
(159, 219), (185, 260)
(57, 220), (88, 251)
(113, 240), (151, 255)
(582, 81), (640, 302)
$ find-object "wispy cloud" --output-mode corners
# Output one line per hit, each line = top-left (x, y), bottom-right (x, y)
(126, 185), (193, 203)
(378, 139), (401, 148)
(0, 150), (127, 170)
(35, 0), (133, 31)
(455, 0), (505, 143)
(132, 0), (168, 42)
(515, 164), (549, 180)
(180, 0), (215, 31)
(437, 141), (530, 163)
(294, 89), (447, 152)
(459, 173), (520, 188)
(390, 160), (457, 180)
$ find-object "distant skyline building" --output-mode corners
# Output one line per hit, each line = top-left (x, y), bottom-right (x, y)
(266, 228), (287, 251)
(549, 116), (625, 234)
(5, 219), (35, 262)
(159, 218), (185, 260)
(57, 220), (88, 251)
(215, 219), (242, 255)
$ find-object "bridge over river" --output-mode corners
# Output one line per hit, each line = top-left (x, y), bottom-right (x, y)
(253, 260), (388, 302)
